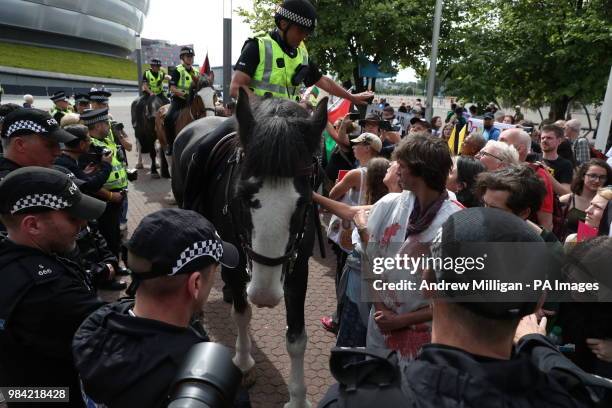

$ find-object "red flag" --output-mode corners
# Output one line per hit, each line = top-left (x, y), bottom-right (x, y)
(327, 98), (351, 124)
(200, 52), (211, 75)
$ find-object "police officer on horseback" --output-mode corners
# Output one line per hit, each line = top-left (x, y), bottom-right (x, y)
(164, 47), (200, 153)
(231, 0), (372, 105)
(142, 58), (169, 104)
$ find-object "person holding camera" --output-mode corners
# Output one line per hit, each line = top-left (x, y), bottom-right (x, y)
(81, 108), (128, 258)
(54, 124), (113, 196)
(73, 208), (241, 408)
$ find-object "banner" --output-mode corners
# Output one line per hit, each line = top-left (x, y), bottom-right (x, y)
(467, 117), (517, 134)
(366, 105), (414, 134)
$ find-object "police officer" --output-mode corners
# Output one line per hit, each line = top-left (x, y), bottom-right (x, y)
(0, 108), (77, 180)
(49, 90), (74, 123)
(73, 208), (240, 408)
(73, 93), (91, 114)
(231, 0), (372, 104)
(88, 89), (112, 111)
(0, 167), (106, 408)
(164, 47), (200, 152)
(0, 103), (22, 155)
(81, 108), (128, 257)
(143, 58), (170, 103)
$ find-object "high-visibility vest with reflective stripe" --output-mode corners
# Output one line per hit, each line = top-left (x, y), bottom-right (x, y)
(145, 69), (165, 94)
(49, 106), (73, 118)
(175, 64), (199, 99)
(91, 130), (128, 190)
(251, 34), (308, 100)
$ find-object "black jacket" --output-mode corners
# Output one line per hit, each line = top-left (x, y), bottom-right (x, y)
(73, 299), (209, 408)
(320, 336), (612, 408)
(0, 235), (104, 408)
(54, 153), (111, 195)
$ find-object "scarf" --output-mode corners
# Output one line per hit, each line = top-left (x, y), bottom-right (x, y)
(406, 190), (449, 238)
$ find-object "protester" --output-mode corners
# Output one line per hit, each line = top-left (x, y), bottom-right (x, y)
(430, 116), (442, 137)
(321, 208), (612, 407)
(446, 155), (486, 207)
(73, 208), (240, 408)
(364, 134), (462, 359)
(0, 167), (105, 408)
(565, 119), (590, 167)
(560, 159), (612, 235)
(475, 140), (520, 171)
(541, 124), (574, 191)
(565, 187), (612, 244)
(22, 94), (34, 108)
(482, 112), (501, 141)
(459, 131), (487, 157)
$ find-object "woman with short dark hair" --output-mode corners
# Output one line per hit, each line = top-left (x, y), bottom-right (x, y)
(447, 155), (486, 207)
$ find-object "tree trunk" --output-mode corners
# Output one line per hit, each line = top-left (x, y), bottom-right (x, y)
(548, 96), (570, 121)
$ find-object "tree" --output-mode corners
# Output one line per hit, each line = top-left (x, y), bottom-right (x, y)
(439, 0), (612, 120)
(238, 0), (455, 92)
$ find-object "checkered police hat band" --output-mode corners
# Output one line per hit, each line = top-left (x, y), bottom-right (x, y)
(81, 114), (109, 125)
(89, 95), (108, 102)
(5, 120), (47, 138)
(11, 193), (70, 214)
(276, 6), (314, 27)
(172, 240), (223, 275)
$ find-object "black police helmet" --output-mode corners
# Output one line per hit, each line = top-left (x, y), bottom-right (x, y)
(275, 0), (317, 33)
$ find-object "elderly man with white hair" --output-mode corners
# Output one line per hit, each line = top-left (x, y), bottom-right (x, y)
(499, 128), (554, 231)
(475, 140), (519, 171)
(565, 119), (590, 166)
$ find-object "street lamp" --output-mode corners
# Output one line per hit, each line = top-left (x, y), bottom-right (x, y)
(425, 0), (443, 122)
(136, 34), (143, 94)
(223, 0), (232, 104)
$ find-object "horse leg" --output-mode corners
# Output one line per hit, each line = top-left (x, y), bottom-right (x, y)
(149, 149), (159, 178)
(230, 273), (256, 385)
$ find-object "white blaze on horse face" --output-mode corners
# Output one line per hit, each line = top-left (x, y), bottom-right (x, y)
(197, 87), (216, 117)
(247, 177), (299, 307)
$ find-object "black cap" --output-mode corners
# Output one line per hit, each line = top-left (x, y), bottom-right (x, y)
(1, 108), (77, 143)
(80, 108), (109, 126)
(127, 208), (239, 279)
(431, 207), (554, 320)
(410, 117), (431, 128)
(0, 166), (106, 219)
(483, 112), (495, 120)
(74, 93), (90, 104)
(50, 91), (68, 102)
(88, 89), (112, 103)
(63, 124), (89, 142)
(276, 0), (317, 32)
(150, 58), (162, 65)
(180, 47), (195, 57)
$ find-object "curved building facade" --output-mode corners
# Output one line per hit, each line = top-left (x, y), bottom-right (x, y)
(0, 0), (150, 57)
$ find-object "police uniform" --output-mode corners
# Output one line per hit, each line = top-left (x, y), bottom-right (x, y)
(234, 0), (322, 101)
(81, 108), (128, 257)
(164, 47), (200, 151)
(143, 59), (168, 98)
(49, 91), (74, 123)
(0, 167), (106, 408)
(73, 209), (240, 408)
(73, 93), (91, 113)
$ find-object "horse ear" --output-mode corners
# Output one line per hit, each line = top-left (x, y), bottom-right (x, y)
(307, 97), (328, 149)
(236, 87), (254, 146)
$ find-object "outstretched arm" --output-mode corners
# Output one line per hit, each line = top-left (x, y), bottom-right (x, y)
(315, 76), (373, 106)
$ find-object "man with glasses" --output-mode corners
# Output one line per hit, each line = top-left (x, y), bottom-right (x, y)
(476, 140), (520, 171)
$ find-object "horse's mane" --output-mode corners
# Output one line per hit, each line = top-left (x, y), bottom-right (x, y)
(241, 98), (315, 179)
(188, 76), (212, 105)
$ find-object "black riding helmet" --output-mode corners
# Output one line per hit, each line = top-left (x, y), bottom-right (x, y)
(150, 58), (162, 66)
(274, 0), (317, 33)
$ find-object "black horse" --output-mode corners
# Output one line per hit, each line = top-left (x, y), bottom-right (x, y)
(131, 94), (167, 177)
(174, 88), (327, 408)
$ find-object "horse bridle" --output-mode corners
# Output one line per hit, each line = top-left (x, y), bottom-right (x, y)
(189, 88), (217, 121)
(223, 152), (321, 279)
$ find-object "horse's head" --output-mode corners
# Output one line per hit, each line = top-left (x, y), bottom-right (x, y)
(234, 87), (328, 308)
(189, 76), (217, 119)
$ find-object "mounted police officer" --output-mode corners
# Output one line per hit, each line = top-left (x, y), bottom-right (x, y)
(81, 108), (128, 258)
(230, 0), (372, 105)
(0, 166), (105, 408)
(143, 58), (170, 103)
(164, 47), (200, 153)
(49, 90), (74, 123)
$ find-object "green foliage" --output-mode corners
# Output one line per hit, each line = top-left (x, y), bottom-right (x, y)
(238, 0), (450, 90)
(0, 41), (139, 80)
(440, 0), (612, 118)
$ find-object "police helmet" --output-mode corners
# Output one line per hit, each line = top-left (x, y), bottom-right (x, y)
(180, 47), (195, 58)
(274, 0), (317, 33)
(150, 58), (162, 66)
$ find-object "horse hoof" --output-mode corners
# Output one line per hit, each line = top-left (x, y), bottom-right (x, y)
(241, 367), (257, 388)
(284, 399), (311, 408)
(150, 172), (160, 179)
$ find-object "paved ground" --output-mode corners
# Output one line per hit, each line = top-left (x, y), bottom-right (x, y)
(91, 95), (339, 407)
